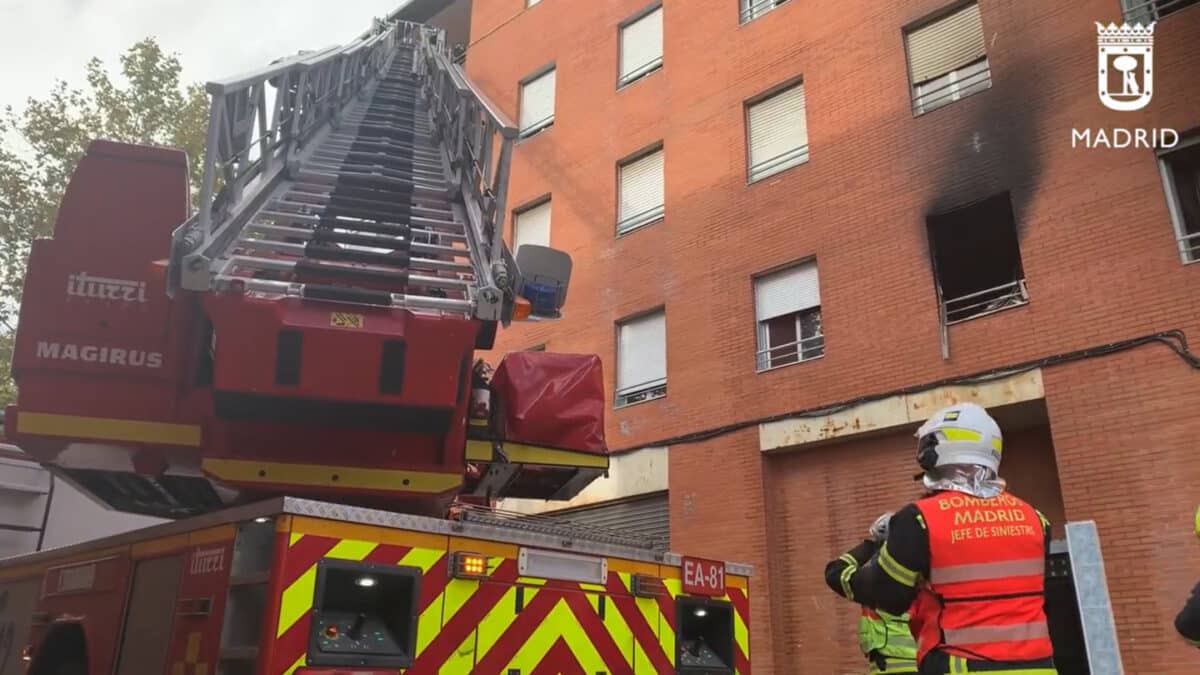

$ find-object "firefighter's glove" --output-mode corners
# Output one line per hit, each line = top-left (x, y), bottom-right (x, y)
(868, 512), (894, 543)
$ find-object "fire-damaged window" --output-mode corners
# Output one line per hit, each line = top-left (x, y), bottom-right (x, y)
(1122, 0), (1198, 24)
(616, 310), (667, 407)
(927, 192), (1029, 325)
(753, 261), (824, 371)
(904, 2), (992, 115)
(1158, 134), (1200, 263)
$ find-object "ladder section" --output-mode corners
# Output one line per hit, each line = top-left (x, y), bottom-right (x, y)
(220, 47), (475, 314)
(169, 18), (523, 322)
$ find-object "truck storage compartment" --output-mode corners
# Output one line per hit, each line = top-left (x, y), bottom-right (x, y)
(307, 559), (423, 668)
(676, 596), (736, 674)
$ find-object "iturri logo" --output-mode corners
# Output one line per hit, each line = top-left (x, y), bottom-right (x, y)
(1096, 21), (1154, 112)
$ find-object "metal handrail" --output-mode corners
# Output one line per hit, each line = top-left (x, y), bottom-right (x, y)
(1179, 229), (1200, 261)
(168, 15), (522, 323)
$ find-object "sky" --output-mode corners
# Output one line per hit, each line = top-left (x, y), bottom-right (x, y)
(0, 0), (413, 115)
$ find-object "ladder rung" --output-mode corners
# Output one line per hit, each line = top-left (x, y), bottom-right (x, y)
(215, 276), (474, 315)
(297, 169), (446, 195)
(227, 255), (471, 291)
(249, 222), (466, 248)
(236, 239), (472, 274)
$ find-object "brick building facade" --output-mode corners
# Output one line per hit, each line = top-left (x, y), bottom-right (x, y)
(460, 0), (1200, 671)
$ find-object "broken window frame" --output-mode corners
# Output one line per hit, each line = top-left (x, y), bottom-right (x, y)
(926, 193), (1030, 332)
(1156, 133), (1200, 264)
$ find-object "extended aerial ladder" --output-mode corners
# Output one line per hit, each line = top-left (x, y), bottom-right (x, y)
(4, 14), (604, 520)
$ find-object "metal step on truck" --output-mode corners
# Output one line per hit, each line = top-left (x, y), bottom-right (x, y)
(0, 5), (753, 675)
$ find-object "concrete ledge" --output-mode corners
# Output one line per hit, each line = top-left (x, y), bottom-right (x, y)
(498, 445), (668, 515)
(759, 368), (1045, 453)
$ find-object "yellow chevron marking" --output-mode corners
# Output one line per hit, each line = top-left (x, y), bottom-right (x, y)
(591, 592), (636, 670)
(399, 547), (444, 573)
(476, 586), (523, 659)
(504, 600), (607, 671)
(735, 611), (749, 660)
(276, 539), (376, 637)
(282, 654), (305, 675)
(400, 547), (448, 656)
(289, 532), (303, 547)
(516, 576), (548, 587)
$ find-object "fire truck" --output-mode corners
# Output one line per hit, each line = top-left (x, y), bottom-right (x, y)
(0, 10), (751, 675)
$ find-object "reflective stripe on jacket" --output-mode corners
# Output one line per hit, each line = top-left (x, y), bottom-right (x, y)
(912, 490), (1054, 664)
(860, 606), (918, 661)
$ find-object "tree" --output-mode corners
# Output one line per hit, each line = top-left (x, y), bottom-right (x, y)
(0, 38), (210, 408)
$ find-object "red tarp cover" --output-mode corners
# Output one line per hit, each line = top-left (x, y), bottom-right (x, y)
(490, 352), (607, 455)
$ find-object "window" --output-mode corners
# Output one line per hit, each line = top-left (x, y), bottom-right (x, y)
(754, 262), (824, 371)
(519, 68), (555, 138)
(616, 311), (666, 407)
(905, 3), (992, 115)
(1159, 135), (1200, 263)
(739, 0), (790, 24)
(619, 6), (664, 87)
(746, 81), (809, 183)
(513, 199), (551, 252)
(617, 148), (665, 234)
(927, 192), (1028, 325)
(527, 0), (542, 6)
(1122, 0), (1198, 24)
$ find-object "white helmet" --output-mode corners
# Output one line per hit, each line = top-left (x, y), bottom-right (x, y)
(915, 402), (1003, 473)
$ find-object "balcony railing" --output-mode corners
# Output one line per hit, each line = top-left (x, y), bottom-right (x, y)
(1122, 0), (1199, 24)
(756, 332), (825, 372)
(942, 279), (1029, 327)
(1179, 230), (1200, 264)
(615, 378), (667, 408)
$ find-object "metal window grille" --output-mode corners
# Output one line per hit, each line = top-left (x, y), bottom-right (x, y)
(620, 7), (664, 86)
(747, 82), (809, 182)
(514, 200), (552, 252)
(1158, 137), (1200, 264)
(906, 3), (992, 114)
(519, 69), (556, 137)
(1121, 0), (1198, 24)
(616, 312), (667, 407)
(740, 0), (790, 24)
(617, 149), (665, 233)
(754, 263), (823, 370)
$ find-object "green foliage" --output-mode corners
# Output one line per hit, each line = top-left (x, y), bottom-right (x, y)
(0, 37), (209, 407)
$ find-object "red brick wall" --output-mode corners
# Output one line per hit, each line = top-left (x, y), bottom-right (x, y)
(463, 0), (1200, 671)
(1044, 345), (1200, 674)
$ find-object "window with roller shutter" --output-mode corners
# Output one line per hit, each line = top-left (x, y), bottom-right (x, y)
(617, 147), (665, 234)
(619, 6), (664, 87)
(513, 199), (551, 252)
(746, 81), (809, 183)
(519, 67), (556, 137)
(1122, 0), (1198, 23)
(739, 0), (790, 24)
(905, 2), (992, 115)
(615, 310), (667, 407)
(753, 262), (824, 371)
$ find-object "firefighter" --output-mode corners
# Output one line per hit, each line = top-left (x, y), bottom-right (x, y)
(1173, 504), (1200, 647)
(837, 402), (1057, 674)
(825, 511), (919, 674)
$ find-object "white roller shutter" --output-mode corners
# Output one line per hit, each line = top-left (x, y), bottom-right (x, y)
(754, 262), (820, 322)
(514, 200), (551, 250)
(620, 7), (664, 83)
(747, 83), (808, 181)
(618, 150), (664, 231)
(617, 312), (666, 392)
(519, 69), (556, 134)
(906, 3), (986, 85)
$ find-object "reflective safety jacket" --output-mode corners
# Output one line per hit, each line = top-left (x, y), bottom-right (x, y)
(860, 606), (918, 672)
(911, 491), (1054, 664)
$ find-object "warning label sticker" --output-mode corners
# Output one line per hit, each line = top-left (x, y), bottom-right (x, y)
(330, 312), (364, 329)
